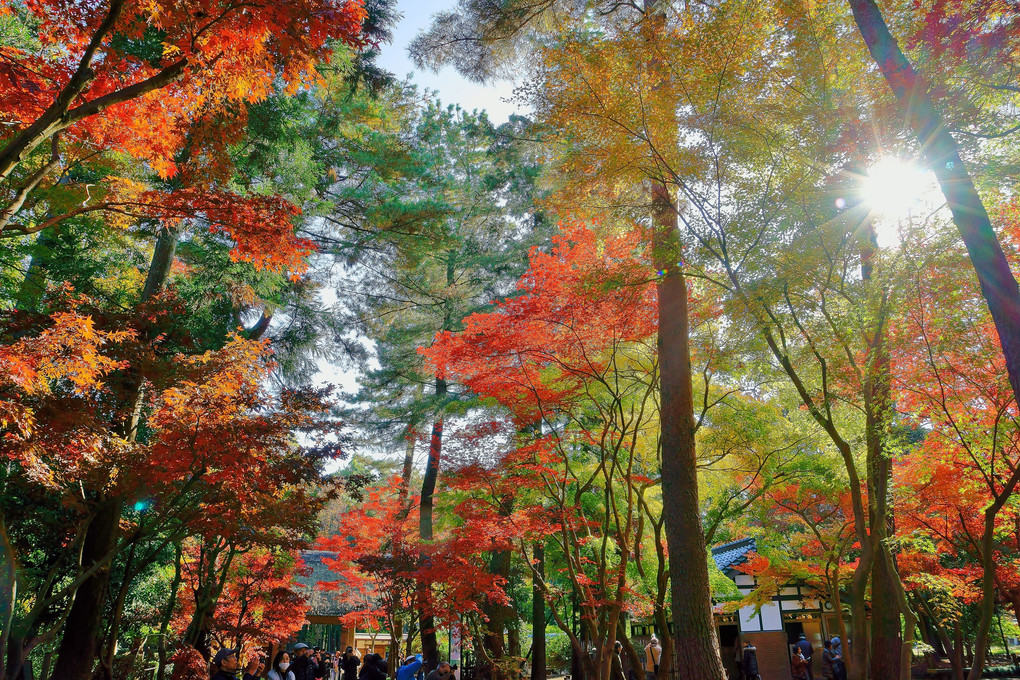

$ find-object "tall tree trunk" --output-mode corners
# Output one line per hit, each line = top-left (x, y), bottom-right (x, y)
(4, 635), (27, 680)
(50, 498), (122, 680)
(860, 222), (902, 680)
(420, 249), (458, 677)
(531, 542), (546, 680)
(99, 542), (138, 680)
(482, 547), (512, 680)
(50, 226), (180, 680)
(0, 512), (16, 675)
(846, 12), (1020, 670)
(419, 377), (446, 676)
(652, 182), (725, 680)
(846, 0), (1020, 466)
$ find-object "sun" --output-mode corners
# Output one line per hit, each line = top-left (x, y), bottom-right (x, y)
(860, 157), (940, 247)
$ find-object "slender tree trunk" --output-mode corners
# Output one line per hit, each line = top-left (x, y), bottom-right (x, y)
(531, 542), (546, 680)
(51, 224), (180, 680)
(156, 545), (183, 680)
(50, 498), (122, 680)
(420, 248), (458, 676)
(652, 182), (725, 680)
(860, 223), (902, 680)
(401, 428), (416, 497)
(4, 635), (27, 680)
(953, 620), (965, 680)
(482, 546), (510, 680)
(0, 512), (16, 675)
(99, 543), (138, 680)
(846, 0), (1020, 446)
(419, 378), (444, 676)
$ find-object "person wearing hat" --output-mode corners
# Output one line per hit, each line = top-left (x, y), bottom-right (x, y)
(291, 643), (322, 680)
(210, 648), (262, 680)
(796, 633), (814, 680)
(395, 653), (423, 680)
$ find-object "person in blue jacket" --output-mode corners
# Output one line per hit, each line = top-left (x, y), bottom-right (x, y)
(396, 654), (423, 680)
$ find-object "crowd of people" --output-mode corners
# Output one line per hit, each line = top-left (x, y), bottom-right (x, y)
(736, 634), (847, 680)
(601, 632), (847, 680)
(207, 645), (457, 680)
(209, 633), (847, 680)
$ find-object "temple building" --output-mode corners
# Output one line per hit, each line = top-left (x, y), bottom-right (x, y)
(631, 538), (844, 680)
(294, 550), (394, 657)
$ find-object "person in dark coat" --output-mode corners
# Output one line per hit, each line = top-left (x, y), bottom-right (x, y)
(796, 633), (814, 680)
(341, 647), (362, 680)
(425, 661), (453, 680)
(359, 653), (388, 680)
(211, 648), (262, 680)
(292, 643), (320, 680)
(611, 642), (626, 680)
(741, 642), (760, 680)
(821, 639), (836, 680)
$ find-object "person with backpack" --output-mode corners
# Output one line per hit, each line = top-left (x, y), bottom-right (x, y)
(643, 637), (662, 680)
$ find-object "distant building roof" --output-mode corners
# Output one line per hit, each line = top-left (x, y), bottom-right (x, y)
(711, 537), (757, 577)
(296, 550), (354, 618)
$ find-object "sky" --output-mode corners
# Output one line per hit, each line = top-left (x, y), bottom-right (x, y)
(374, 0), (522, 122)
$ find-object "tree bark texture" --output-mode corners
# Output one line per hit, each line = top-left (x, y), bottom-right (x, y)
(50, 499), (122, 680)
(419, 380), (446, 676)
(860, 223), (902, 680)
(52, 226), (181, 680)
(652, 182), (726, 680)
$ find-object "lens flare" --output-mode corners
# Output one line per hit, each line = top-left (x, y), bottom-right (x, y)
(861, 157), (938, 247)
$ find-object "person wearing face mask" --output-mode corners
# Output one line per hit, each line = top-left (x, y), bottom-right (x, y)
(269, 651), (297, 680)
